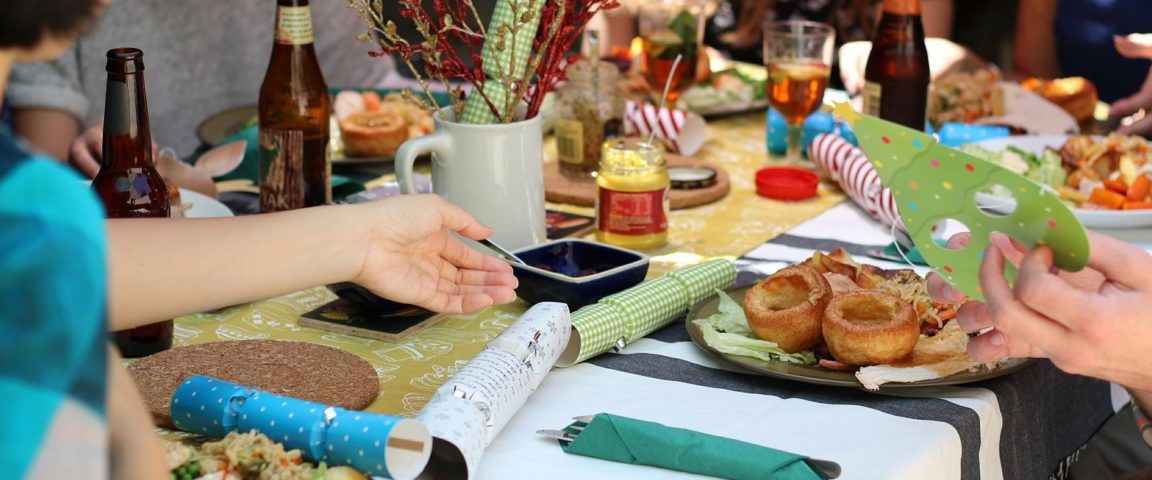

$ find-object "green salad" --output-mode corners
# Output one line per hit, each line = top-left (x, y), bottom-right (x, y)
(693, 289), (816, 364)
(960, 144), (1067, 190)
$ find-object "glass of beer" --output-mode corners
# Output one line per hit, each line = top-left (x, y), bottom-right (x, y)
(637, 0), (703, 104)
(764, 20), (835, 163)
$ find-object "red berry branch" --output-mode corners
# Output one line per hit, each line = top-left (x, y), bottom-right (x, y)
(350, 0), (619, 122)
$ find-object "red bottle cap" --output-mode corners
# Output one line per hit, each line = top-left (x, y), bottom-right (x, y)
(755, 167), (819, 201)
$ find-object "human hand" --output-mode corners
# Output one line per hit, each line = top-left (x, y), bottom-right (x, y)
(1110, 67), (1152, 136)
(352, 194), (518, 314)
(1115, 34), (1152, 60)
(70, 119), (160, 177)
(69, 122), (102, 177)
(928, 231), (1152, 392)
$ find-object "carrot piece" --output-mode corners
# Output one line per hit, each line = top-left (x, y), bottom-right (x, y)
(362, 91), (382, 111)
(1104, 178), (1128, 194)
(1129, 174), (1151, 202)
(1090, 188), (1126, 209)
(1123, 200), (1152, 210)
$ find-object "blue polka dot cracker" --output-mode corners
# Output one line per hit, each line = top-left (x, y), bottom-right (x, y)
(171, 375), (433, 479)
(833, 103), (1090, 301)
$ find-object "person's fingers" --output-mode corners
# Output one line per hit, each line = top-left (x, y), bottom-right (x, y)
(946, 232), (971, 250)
(1011, 246), (1092, 328)
(927, 272), (966, 304)
(454, 268), (518, 288)
(988, 232), (1028, 267)
(979, 245), (1071, 353)
(430, 196), (493, 240)
(439, 236), (510, 274)
(70, 134), (102, 177)
(955, 300), (991, 333)
(1115, 35), (1142, 58)
(1082, 230), (1152, 288)
(1117, 112), (1152, 137)
(967, 329), (1045, 361)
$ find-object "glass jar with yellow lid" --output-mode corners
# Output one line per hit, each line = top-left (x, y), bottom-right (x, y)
(595, 138), (670, 249)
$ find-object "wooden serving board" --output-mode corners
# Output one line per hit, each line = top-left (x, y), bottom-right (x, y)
(544, 154), (731, 209)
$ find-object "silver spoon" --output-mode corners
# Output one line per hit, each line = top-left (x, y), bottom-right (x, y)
(479, 238), (526, 265)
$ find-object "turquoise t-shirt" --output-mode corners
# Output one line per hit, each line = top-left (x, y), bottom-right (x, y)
(0, 126), (109, 478)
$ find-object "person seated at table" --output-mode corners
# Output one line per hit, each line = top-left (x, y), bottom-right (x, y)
(1013, 0), (1152, 105)
(4, 0), (395, 172)
(927, 233), (1152, 476)
(0, 2), (518, 478)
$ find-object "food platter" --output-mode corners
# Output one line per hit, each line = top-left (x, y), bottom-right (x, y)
(685, 284), (1036, 389)
(970, 135), (1152, 229)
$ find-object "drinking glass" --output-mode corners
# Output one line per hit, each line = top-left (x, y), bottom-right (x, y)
(764, 20), (835, 163)
(637, 0), (704, 104)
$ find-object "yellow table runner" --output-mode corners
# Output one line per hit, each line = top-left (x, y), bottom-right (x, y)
(172, 111), (844, 419)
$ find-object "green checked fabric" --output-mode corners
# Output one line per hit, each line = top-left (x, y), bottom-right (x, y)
(460, 0), (542, 124)
(560, 259), (736, 366)
(560, 414), (824, 480)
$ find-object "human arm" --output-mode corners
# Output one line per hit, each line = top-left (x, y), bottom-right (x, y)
(107, 348), (168, 480)
(1012, 0), (1061, 79)
(922, 0), (955, 39)
(107, 194), (517, 329)
(12, 108), (78, 162)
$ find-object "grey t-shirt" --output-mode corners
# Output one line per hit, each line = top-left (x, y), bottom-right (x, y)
(7, 0), (393, 156)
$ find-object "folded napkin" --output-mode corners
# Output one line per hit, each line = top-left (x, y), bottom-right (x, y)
(171, 375), (431, 479)
(557, 259), (736, 366)
(560, 414), (827, 480)
(624, 101), (706, 155)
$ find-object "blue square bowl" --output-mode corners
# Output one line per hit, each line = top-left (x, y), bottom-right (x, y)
(511, 239), (649, 309)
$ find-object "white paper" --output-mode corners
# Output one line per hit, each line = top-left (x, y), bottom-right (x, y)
(417, 302), (571, 479)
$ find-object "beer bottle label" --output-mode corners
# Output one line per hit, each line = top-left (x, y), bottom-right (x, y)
(555, 119), (584, 165)
(259, 128), (306, 212)
(597, 187), (669, 235)
(275, 6), (315, 45)
(863, 81), (882, 117)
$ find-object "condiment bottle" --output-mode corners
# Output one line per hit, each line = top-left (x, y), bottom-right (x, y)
(863, 0), (929, 130)
(595, 139), (670, 249)
(554, 58), (625, 178)
(259, 0), (331, 212)
(91, 47), (174, 358)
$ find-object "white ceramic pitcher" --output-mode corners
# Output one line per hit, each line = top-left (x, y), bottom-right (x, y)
(395, 107), (546, 250)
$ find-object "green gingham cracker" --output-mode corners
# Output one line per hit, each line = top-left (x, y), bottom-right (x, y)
(460, 0), (542, 124)
(560, 259), (737, 366)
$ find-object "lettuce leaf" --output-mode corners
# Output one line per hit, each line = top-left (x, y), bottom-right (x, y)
(696, 289), (816, 364)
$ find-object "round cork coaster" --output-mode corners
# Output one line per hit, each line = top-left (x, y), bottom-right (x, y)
(544, 154), (731, 209)
(128, 340), (379, 428)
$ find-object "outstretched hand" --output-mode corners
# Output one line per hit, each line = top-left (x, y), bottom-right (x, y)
(353, 194), (518, 314)
(927, 231), (1152, 392)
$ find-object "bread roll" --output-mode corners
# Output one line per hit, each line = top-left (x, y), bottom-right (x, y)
(822, 290), (918, 366)
(743, 265), (832, 352)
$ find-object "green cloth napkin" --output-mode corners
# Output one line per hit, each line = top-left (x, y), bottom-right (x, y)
(562, 259), (736, 365)
(459, 0), (542, 124)
(560, 414), (824, 480)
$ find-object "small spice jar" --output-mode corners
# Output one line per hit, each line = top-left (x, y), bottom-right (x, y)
(554, 59), (626, 178)
(595, 138), (670, 250)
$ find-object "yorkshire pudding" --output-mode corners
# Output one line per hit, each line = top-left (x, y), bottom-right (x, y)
(822, 290), (918, 366)
(339, 110), (409, 157)
(743, 265), (832, 352)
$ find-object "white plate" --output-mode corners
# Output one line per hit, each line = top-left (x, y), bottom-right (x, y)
(969, 135), (1152, 230)
(180, 189), (234, 218)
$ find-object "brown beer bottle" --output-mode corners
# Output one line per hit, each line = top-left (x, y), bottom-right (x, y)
(862, 0), (929, 130)
(259, 0), (331, 212)
(91, 48), (174, 358)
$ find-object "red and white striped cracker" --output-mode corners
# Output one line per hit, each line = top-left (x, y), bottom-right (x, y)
(809, 133), (905, 230)
(624, 101), (706, 155)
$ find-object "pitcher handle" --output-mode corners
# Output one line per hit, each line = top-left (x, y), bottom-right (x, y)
(395, 131), (452, 194)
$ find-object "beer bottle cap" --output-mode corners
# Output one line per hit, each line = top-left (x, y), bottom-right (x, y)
(755, 166), (819, 201)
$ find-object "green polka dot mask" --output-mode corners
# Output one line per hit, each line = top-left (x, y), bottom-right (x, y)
(835, 104), (1090, 301)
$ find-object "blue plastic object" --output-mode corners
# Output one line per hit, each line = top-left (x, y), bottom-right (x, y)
(937, 123), (1012, 147)
(766, 109), (840, 156)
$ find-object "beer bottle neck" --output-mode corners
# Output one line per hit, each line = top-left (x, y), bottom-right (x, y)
(881, 0), (921, 15)
(274, 1), (316, 47)
(102, 71), (153, 168)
